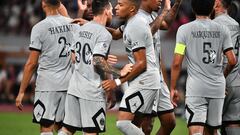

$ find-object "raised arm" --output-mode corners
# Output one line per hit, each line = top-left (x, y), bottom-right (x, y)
(160, 0), (182, 30)
(150, 0), (182, 33)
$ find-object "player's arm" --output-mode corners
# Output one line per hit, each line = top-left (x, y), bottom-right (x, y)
(170, 40), (186, 107)
(77, 0), (87, 18)
(222, 26), (237, 77)
(106, 27), (123, 40)
(120, 49), (147, 83)
(58, 3), (69, 17)
(150, 0), (182, 33)
(102, 48), (146, 91)
(224, 49), (237, 77)
(160, 0), (182, 30)
(93, 55), (132, 77)
(16, 50), (40, 110)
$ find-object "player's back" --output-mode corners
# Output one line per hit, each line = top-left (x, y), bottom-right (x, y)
(68, 21), (112, 101)
(123, 14), (161, 89)
(178, 19), (233, 98)
(30, 15), (74, 92)
(214, 14), (240, 87)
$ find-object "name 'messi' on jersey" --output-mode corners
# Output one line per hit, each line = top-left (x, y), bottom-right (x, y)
(48, 24), (74, 35)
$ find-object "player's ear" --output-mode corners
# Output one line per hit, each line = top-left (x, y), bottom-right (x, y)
(129, 6), (135, 12)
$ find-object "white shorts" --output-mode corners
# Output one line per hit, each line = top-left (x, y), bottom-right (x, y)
(185, 97), (224, 128)
(154, 82), (174, 115)
(33, 91), (66, 125)
(63, 94), (106, 133)
(119, 86), (158, 115)
(223, 86), (240, 125)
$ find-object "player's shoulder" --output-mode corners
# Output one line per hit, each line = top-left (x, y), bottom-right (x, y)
(84, 21), (112, 40)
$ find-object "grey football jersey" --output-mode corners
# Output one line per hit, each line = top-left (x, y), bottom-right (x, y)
(123, 13), (161, 89)
(29, 15), (74, 92)
(176, 19), (233, 98)
(214, 13), (240, 87)
(138, 9), (164, 82)
(68, 21), (112, 101)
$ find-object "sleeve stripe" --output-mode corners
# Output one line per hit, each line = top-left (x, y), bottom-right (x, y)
(174, 43), (186, 55)
(93, 54), (107, 59)
(223, 47), (233, 54)
(29, 47), (41, 52)
(132, 47), (146, 52)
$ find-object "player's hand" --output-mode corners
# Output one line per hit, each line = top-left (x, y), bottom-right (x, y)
(106, 91), (116, 110)
(164, 0), (171, 10)
(170, 89), (179, 108)
(107, 54), (118, 65)
(102, 80), (117, 91)
(77, 0), (87, 11)
(16, 92), (24, 111)
(120, 63), (133, 77)
(71, 18), (88, 25)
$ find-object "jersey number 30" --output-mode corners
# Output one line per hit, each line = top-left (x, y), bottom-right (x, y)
(75, 42), (92, 65)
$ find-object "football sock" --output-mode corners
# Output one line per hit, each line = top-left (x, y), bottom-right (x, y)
(116, 120), (144, 135)
(225, 127), (240, 135)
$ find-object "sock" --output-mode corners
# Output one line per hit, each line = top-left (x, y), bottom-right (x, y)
(40, 132), (53, 135)
(193, 133), (203, 135)
(225, 127), (240, 135)
(57, 131), (69, 135)
(116, 120), (144, 135)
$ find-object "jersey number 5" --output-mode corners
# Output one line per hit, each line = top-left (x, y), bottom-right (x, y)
(202, 42), (216, 64)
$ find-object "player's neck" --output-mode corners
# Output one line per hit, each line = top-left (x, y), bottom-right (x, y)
(215, 9), (227, 17)
(93, 15), (107, 26)
(45, 9), (59, 16)
(196, 15), (209, 20)
(140, 4), (152, 13)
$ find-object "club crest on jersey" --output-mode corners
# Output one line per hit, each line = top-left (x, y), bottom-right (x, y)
(209, 50), (216, 63)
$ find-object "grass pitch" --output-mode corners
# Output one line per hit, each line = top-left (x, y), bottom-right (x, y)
(0, 112), (188, 135)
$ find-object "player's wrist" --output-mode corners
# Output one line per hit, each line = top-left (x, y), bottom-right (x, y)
(114, 78), (121, 86)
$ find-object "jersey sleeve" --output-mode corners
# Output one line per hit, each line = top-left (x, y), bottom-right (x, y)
(222, 25), (234, 54)
(128, 24), (151, 52)
(29, 24), (43, 52)
(93, 31), (112, 58)
(175, 25), (187, 55)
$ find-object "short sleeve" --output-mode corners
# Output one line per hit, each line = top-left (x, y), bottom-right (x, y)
(93, 32), (112, 58)
(29, 25), (43, 52)
(175, 26), (187, 55)
(222, 25), (234, 54)
(128, 24), (150, 52)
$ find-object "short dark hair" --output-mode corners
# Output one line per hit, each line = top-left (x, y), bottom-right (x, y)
(191, 0), (215, 16)
(92, 0), (110, 16)
(44, 0), (60, 7)
(129, 0), (142, 10)
(221, 0), (231, 8)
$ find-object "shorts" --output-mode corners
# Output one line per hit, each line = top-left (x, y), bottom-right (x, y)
(63, 94), (106, 133)
(32, 91), (66, 125)
(185, 96), (224, 128)
(222, 86), (240, 125)
(154, 82), (174, 115)
(119, 86), (158, 115)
